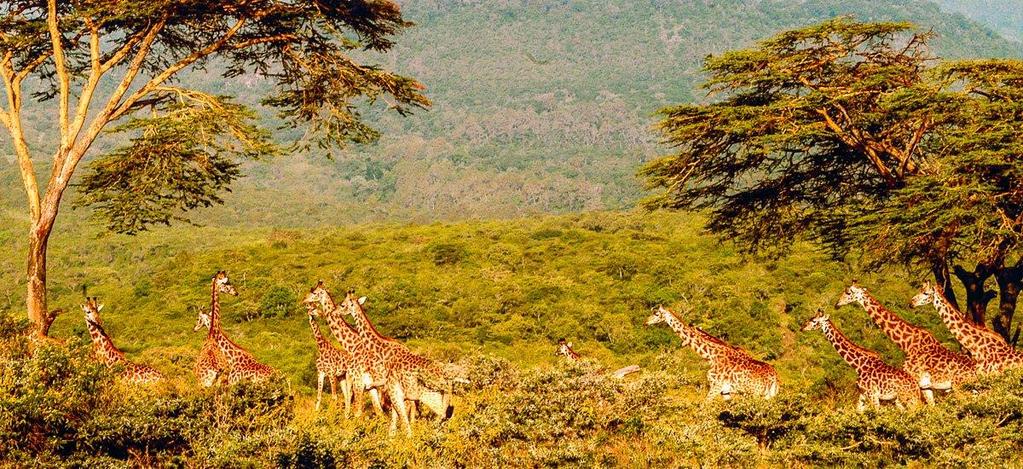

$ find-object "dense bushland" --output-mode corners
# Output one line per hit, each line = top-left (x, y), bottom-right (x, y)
(3, 211), (1021, 465)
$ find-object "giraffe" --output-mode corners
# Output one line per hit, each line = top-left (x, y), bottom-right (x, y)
(192, 306), (224, 387)
(555, 338), (640, 378)
(646, 306), (778, 400)
(911, 281), (1023, 374)
(802, 309), (923, 411)
(335, 288), (455, 431)
(201, 271), (276, 384)
(81, 297), (163, 385)
(302, 282), (397, 425)
(836, 282), (976, 403)
(307, 306), (356, 415)
(556, 338), (581, 361)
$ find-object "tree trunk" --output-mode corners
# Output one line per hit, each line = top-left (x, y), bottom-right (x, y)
(953, 263), (997, 325)
(994, 262), (1023, 345)
(931, 259), (959, 310)
(26, 214), (57, 337)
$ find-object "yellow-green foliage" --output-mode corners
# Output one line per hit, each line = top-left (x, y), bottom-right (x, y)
(2, 210), (1019, 465)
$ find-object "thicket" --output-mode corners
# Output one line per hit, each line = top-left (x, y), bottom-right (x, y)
(2, 211), (1022, 465)
(4, 316), (1022, 466)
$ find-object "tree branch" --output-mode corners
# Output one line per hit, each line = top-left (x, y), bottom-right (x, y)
(0, 53), (40, 220)
(46, 0), (71, 149)
(110, 17), (248, 121)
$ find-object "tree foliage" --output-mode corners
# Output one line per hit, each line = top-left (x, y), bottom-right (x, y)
(642, 17), (1023, 340)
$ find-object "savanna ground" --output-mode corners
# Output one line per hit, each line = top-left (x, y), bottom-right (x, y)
(3, 210), (1023, 466)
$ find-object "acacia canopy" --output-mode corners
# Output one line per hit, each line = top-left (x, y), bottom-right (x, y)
(643, 18), (1023, 341)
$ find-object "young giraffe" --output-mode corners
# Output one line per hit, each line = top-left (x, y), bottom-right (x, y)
(201, 271), (276, 384)
(303, 283), (395, 423)
(646, 306), (779, 400)
(911, 281), (1023, 374)
(82, 297), (163, 385)
(556, 338), (581, 361)
(337, 289), (455, 429)
(307, 306), (356, 415)
(837, 283), (976, 403)
(556, 338), (641, 379)
(802, 309), (923, 411)
(192, 306), (224, 388)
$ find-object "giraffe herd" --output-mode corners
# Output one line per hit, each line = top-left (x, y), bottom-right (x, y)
(78, 272), (1023, 433)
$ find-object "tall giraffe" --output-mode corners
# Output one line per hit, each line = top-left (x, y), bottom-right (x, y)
(201, 271), (276, 384)
(338, 290), (455, 424)
(82, 297), (163, 385)
(646, 306), (778, 400)
(837, 283), (976, 403)
(911, 281), (1023, 374)
(307, 306), (356, 415)
(802, 309), (923, 411)
(302, 283), (396, 424)
(556, 338), (581, 361)
(192, 306), (224, 387)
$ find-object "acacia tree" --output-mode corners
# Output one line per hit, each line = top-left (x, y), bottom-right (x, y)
(642, 18), (1023, 341)
(1, 0), (428, 338)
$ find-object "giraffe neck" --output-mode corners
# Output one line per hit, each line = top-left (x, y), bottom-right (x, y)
(350, 304), (390, 342)
(661, 310), (726, 360)
(858, 292), (924, 351)
(819, 318), (877, 372)
(320, 305), (376, 369)
(85, 319), (125, 364)
(931, 292), (998, 353)
(208, 279), (222, 336)
(561, 346), (580, 361)
(206, 279), (249, 366)
(308, 315), (331, 349)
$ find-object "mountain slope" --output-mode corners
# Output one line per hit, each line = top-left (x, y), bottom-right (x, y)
(934, 0), (1023, 40)
(2, 1), (1018, 227)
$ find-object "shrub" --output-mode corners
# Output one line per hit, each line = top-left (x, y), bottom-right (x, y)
(258, 286), (299, 319)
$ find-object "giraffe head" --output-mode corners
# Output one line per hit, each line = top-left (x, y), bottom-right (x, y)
(302, 280), (334, 312)
(339, 288), (367, 321)
(645, 305), (670, 326)
(193, 306), (212, 332)
(910, 281), (941, 309)
(835, 282), (868, 308)
(801, 308), (830, 332)
(81, 296), (104, 325)
(556, 338), (575, 358)
(213, 270), (238, 296)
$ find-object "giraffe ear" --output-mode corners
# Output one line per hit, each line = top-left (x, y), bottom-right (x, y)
(567, 342), (573, 348)
(358, 296), (367, 305)
(97, 304), (104, 312)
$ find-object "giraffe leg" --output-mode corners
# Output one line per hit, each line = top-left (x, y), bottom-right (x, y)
(340, 375), (353, 419)
(369, 388), (386, 417)
(315, 372), (325, 412)
(706, 381), (724, 401)
(390, 383), (412, 437)
(352, 378), (364, 418)
(330, 375), (338, 407)
(871, 394), (881, 409)
(856, 394), (867, 413)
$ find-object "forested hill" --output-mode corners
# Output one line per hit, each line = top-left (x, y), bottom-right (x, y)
(2, 1), (1018, 227)
(934, 0), (1023, 40)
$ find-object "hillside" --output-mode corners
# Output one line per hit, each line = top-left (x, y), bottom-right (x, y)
(0, 210), (964, 393)
(935, 0), (1023, 40)
(3, 0), (1019, 227)
(5, 210), (1023, 466)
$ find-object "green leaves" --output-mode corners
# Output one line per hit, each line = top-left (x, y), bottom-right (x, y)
(75, 92), (278, 234)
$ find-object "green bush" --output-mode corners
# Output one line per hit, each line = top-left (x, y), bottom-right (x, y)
(257, 286), (299, 319)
